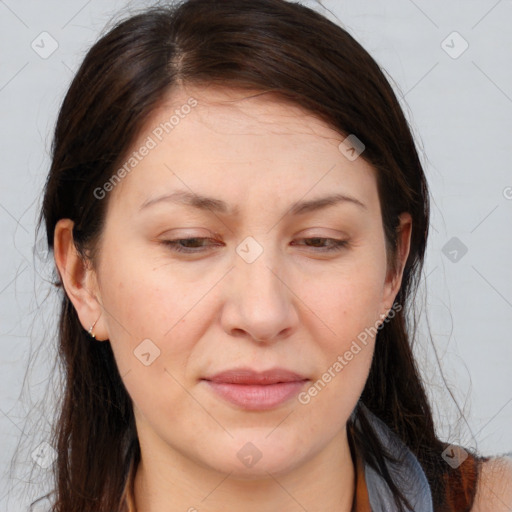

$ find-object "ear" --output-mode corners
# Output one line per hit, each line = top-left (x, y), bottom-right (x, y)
(53, 219), (108, 341)
(380, 212), (412, 317)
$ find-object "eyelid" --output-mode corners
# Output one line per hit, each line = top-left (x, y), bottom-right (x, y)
(157, 227), (221, 239)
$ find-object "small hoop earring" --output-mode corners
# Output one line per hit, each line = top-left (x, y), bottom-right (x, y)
(88, 317), (99, 339)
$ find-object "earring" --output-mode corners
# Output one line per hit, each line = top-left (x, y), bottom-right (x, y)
(377, 309), (390, 328)
(88, 317), (99, 339)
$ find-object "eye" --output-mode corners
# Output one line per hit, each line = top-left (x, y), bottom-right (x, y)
(292, 237), (349, 252)
(160, 237), (220, 254)
(160, 237), (349, 254)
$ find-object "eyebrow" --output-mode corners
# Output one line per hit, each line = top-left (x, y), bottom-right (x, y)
(139, 190), (367, 216)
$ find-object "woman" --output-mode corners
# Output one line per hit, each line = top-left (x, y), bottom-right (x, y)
(32, 0), (512, 510)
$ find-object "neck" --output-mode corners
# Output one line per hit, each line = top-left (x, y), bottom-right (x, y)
(133, 427), (355, 512)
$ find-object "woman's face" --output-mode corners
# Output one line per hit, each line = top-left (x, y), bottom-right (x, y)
(72, 86), (411, 477)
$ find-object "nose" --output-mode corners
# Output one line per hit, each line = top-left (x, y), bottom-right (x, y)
(220, 241), (299, 344)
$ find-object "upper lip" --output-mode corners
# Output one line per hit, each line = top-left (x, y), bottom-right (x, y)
(203, 367), (309, 385)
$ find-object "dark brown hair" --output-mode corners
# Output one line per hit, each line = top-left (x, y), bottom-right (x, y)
(30, 0), (484, 510)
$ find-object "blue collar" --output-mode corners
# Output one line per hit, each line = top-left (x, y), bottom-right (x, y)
(353, 404), (434, 512)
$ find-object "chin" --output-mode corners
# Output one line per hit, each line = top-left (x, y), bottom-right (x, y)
(203, 436), (307, 479)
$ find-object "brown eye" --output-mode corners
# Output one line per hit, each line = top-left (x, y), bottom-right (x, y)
(161, 237), (221, 254)
(292, 238), (349, 252)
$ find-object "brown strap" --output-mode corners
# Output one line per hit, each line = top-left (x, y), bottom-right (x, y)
(351, 437), (372, 512)
(441, 451), (486, 512)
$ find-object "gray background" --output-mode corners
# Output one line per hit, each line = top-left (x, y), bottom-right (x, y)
(1, 0), (511, 509)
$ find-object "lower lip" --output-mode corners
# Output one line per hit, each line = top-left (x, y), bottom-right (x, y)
(204, 380), (308, 410)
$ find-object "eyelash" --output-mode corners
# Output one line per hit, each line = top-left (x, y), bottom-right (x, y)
(161, 237), (349, 254)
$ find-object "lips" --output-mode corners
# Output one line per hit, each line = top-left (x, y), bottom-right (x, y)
(203, 367), (308, 385)
(202, 367), (309, 410)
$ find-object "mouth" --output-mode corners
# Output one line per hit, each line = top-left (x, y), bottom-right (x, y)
(201, 367), (309, 410)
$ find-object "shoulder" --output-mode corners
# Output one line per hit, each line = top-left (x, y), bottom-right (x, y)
(470, 453), (512, 512)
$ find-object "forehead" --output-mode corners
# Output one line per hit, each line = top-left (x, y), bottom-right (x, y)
(155, 84), (341, 135)
(109, 84), (380, 217)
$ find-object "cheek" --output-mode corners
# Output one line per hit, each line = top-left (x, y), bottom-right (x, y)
(100, 263), (198, 423)
(96, 252), (191, 375)
(296, 275), (380, 429)
(100, 244), (187, 335)
(296, 257), (384, 399)
(302, 260), (386, 342)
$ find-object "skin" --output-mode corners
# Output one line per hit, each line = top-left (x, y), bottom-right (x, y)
(472, 456), (512, 512)
(54, 85), (413, 512)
